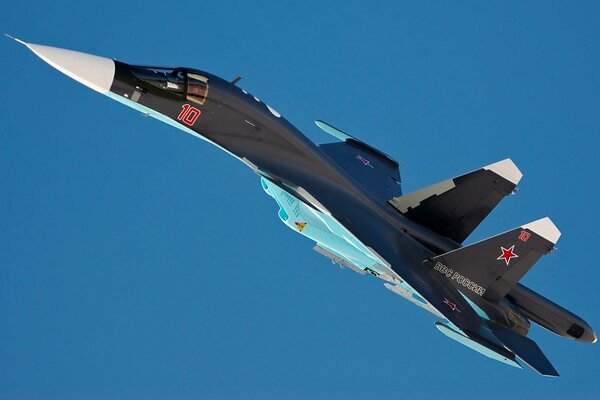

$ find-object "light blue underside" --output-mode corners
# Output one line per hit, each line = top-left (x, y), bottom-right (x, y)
(105, 92), (203, 138)
(458, 291), (490, 320)
(261, 178), (385, 273)
(104, 91), (241, 161)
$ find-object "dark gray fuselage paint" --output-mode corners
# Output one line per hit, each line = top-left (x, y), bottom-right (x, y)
(109, 61), (593, 341)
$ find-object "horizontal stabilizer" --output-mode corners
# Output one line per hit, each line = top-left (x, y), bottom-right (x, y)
(427, 217), (560, 303)
(490, 323), (559, 377)
(389, 159), (522, 243)
(435, 323), (521, 368)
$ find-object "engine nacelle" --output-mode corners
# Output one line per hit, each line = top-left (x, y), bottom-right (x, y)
(497, 298), (531, 336)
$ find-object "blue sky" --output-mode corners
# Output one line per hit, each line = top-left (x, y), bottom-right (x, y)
(1, 1), (599, 398)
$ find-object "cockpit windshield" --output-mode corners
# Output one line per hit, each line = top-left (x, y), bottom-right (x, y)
(130, 66), (210, 104)
(130, 66), (185, 96)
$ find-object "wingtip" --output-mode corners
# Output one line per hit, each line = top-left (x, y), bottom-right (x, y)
(484, 158), (523, 185)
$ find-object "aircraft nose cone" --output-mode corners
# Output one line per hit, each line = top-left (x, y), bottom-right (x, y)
(16, 38), (115, 93)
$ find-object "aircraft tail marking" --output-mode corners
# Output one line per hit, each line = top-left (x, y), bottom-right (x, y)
(427, 217), (559, 303)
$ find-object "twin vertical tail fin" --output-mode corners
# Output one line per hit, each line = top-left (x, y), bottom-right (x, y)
(429, 217), (561, 375)
(389, 159), (522, 244)
(427, 217), (560, 303)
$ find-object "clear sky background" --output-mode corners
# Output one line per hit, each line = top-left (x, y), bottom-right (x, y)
(1, 1), (599, 399)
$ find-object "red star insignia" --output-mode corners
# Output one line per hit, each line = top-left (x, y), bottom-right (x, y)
(497, 245), (519, 266)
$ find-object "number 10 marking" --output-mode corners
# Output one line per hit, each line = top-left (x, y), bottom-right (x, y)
(177, 104), (201, 126)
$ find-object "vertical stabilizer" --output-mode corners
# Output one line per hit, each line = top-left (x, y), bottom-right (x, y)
(427, 217), (559, 303)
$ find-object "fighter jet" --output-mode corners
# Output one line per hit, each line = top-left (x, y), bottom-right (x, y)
(11, 36), (596, 376)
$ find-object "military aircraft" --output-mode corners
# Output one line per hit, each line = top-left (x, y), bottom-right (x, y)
(11, 36), (596, 377)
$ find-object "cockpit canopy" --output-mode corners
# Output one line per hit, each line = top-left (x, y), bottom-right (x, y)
(186, 73), (209, 105)
(130, 66), (209, 105)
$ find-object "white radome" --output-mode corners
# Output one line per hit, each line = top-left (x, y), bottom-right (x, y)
(11, 36), (115, 93)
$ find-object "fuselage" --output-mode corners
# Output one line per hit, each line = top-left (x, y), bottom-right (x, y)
(17, 36), (595, 341)
(105, 61), (512, 333)
(15, 38), (596, 375)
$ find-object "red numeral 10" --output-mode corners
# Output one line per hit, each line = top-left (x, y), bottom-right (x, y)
(177, 104), (201, 126)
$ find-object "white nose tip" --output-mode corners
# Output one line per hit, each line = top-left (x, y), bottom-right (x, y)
(17, 38), (115, 93)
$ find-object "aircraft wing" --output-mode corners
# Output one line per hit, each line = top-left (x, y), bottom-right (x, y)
(316, 120), (402, 201)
